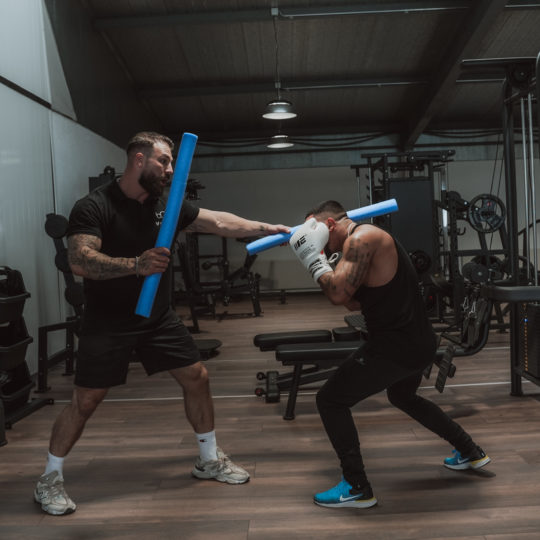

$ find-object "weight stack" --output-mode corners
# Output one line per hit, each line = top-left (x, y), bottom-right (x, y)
(518, 303), (540, 379)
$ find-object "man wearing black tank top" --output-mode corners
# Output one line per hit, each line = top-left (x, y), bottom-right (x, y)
(289, 200), (490, 509)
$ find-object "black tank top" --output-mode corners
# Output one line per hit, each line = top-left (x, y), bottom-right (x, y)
(352, 226), (436, 369)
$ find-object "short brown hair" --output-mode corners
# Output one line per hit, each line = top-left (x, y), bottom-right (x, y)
(305, 200), (347, 220)
(126, 132), (174, 157)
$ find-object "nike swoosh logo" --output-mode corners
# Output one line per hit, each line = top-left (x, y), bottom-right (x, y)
(457, 457), (469, 464)
(339, 494), (361, 502)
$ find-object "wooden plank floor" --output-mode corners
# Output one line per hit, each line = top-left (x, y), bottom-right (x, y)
(2, 293), (540, 539)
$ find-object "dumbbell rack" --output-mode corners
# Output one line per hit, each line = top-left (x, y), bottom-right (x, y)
(0, 267), (52, 444)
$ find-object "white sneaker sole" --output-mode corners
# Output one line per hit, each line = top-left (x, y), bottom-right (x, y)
(34, 492), (76, 515)
(191, 468), (249, 485)
(444, 455), (491, 470)
(314, 497), (378, 509)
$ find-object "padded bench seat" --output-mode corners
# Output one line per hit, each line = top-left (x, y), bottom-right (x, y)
(481, 285), (540, 302)
(332, 326), (362, 341)
(276, 340), (364, 364)
(253, 330), (332, 351)
(273, 340), (365, 420)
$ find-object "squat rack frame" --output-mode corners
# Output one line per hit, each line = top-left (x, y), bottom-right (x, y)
(463, 53), (540, 395)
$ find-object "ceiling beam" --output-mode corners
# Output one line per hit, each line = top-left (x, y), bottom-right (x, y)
(400, 0), (508, 150)
(136, 76), (430, 99)
(92, 1), (540, 30)
(505, 0), (540, 8)
(175, 116), (504, 142)
(137, 73), (506, 99)
(93, 2), (472, 30)
(278, 2), (469, 18)
(93, 9), (269, 30)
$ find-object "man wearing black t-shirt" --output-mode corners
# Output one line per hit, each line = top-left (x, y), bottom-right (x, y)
(34, 131), (289, 516)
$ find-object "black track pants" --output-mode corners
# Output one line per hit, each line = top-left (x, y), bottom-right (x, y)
(316, 353), (475, 487)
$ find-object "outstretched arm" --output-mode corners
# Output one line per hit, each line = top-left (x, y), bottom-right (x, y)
(184, 208), (289, 238)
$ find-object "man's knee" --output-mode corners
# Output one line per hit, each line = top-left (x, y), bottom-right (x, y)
(72, 386), (107, 419)
(170, 362), (209, 391)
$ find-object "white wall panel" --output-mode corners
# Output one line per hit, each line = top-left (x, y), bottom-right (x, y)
(49, 114), (125, 331)
(42, 1), (76, 119)
(50, 114), (125, 217)
(0, 85), (59, 374)
(0, 0), (50, 102)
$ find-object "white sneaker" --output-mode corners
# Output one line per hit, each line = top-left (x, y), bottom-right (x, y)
(192, 447), (250, 484)
(34, 471), (76, 515)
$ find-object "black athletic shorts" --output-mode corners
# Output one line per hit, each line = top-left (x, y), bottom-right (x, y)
(75, 309), (200, 388)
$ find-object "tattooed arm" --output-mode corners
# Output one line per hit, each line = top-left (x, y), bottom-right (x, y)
(318, 233), (374, 305)
(67, 234), (170, 280)
(317, 225), (397, 306)
(184, 208), (289, 238)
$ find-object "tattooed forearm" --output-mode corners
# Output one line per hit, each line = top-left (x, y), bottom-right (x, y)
(318, 273), (337, 295)
(186, 209), (273, 237)
(68, 234), (135, 280)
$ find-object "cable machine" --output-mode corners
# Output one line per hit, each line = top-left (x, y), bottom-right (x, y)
(462, 53), (540, 394)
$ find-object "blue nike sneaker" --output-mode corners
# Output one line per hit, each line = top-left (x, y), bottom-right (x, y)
(444, 447), (491, 470)
(313, 478), (377, 508)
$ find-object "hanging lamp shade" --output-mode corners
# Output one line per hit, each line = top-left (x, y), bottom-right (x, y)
(267, 134), (294, 148)
(262, 100), (297, 120)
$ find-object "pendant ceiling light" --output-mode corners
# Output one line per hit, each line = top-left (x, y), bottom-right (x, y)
(263, 98), (297, 120)
(262, 13), (297, 120)
(267, 134), (294, 149)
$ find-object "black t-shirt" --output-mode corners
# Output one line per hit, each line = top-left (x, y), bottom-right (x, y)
(67, 180), (199, 328)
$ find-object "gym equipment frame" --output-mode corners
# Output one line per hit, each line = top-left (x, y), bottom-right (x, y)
(462, 52), (540, 395)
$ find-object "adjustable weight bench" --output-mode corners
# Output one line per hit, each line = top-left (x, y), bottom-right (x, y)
(275, 340), (365, 420)
(274, 340), (458, 420)
(254, 329), (333, 352)
(254, 329), (333, 402)
(253, 327), (362, 420)
(254, 325), (459, 420)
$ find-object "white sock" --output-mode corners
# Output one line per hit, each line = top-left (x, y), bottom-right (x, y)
(195, 430), (218, 462)
(44, 452), (65, 477)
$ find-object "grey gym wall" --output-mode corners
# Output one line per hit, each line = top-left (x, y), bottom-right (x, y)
(190, 156), (540, 291)
(0, 0), (125, 374)
(192, 166), (358, 290)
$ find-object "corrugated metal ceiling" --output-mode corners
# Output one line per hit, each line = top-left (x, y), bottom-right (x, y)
(77, 1), (540, 148)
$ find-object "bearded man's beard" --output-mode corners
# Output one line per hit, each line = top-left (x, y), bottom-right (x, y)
(139, 171), (170, 197)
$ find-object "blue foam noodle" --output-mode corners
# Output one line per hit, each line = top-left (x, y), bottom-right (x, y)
(245, 199), (398, 255)
(135, 132), (198, 318)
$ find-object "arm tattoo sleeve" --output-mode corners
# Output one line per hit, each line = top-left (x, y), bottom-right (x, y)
(318, 273), (338, 295)
(345, 238), (371, 290)
(68, 234), (135, 280)
(316, 237), (372, 303)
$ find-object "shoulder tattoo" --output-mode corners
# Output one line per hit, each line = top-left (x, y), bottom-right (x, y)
(345, 237), (371, 288)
